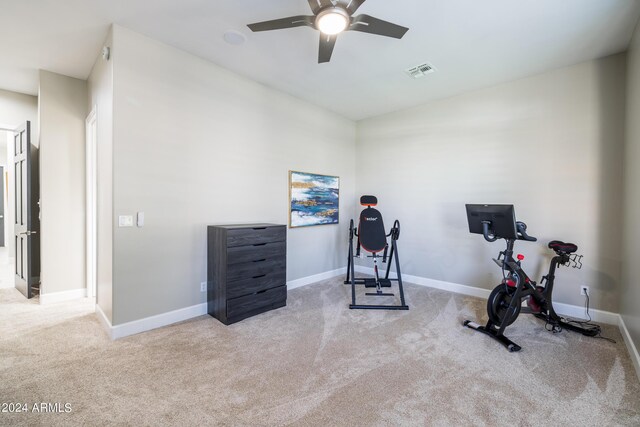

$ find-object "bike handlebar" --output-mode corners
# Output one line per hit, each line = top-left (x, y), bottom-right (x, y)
(481, 220), (537, 242)
(516, 221), (537, 242)
(482, 221), (499, 242)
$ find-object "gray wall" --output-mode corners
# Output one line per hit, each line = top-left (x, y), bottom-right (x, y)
(38, 70), (88, 295)
(357, 54), (627, 312)
(0, 89), (37, 259)
(621, 23), (640, 352)
(86, 26), (634, 327)
(109, 26), (356, 325)
(88, 29), (114, 322)
(0, 88), (38, 138)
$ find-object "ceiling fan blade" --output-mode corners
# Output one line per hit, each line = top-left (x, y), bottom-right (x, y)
(349, 14), (409, 39)
(308, 0), (333, 14)
(341, 0), (367, 14)
(319, 34), (337, 63)
(248, 15), (315, 32)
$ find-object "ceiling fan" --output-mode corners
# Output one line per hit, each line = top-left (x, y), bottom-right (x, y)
(247, 0), (409, 63)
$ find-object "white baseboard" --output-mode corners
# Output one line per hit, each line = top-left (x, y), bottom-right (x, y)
(95, 267), (347, 340)
(552, 302), (619, 325)
(90, 264), (640, 382)
(354, 266), (490, 299)
(39, 288), (87, 305)
(95, 304), (113, 339)
(353, 266), (618, 325)
(403, 272), (492, 299)
(619, 315), (640, 383)
(287, 267), (345, 290)
(107, 303), (208, 340)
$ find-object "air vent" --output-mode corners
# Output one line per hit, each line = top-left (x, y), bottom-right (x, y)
(405, 62), (436, 79)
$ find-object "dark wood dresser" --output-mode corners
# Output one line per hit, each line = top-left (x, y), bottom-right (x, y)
(208, 224), (287, 325)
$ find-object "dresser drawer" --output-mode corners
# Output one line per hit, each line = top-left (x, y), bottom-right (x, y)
(226, 285), (287, 322)
(226, 257), (286, 282)
(208, 223), (287, 325)
(227, 270), (286, 299)
(227, 241), (286, 265)
(226, 226), (286, 248)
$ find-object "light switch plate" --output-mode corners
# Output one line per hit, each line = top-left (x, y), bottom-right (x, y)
(119, 215), (134, 227)
(137, 212), (144, 227)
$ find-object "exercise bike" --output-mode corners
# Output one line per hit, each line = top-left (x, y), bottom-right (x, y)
(463, 204), (601, 352)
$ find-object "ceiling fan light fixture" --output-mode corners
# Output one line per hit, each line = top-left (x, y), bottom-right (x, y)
(316, 8), (350, 35)
(247, 0), (409, 63)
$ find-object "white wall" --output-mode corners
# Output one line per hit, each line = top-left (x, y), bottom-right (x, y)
(109, 26), (356, 325)
(0, 89), (37, 258)
(88, 29), (114, 322)
(38, 70), (87, 295)
(621, 23), (640, 349)
(357, 54), (626, 312)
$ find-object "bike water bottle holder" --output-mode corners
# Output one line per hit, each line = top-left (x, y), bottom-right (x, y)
(562, 254), (583, 269)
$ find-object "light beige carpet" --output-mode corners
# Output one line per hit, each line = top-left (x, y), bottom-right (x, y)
(1, 278), (639, 426)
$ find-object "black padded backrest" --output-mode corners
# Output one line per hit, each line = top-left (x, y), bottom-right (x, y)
(359, 207), (386, 253)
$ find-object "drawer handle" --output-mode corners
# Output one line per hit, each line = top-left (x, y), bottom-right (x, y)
(253, 258), (267, 263)
(253, 227), (267, 230)
(256, 289), (268, 294)
(252, 274), (266, 279)
(253, 243), (267, 247)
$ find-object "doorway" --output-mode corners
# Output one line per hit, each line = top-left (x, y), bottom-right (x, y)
(0, 126), (17, 290)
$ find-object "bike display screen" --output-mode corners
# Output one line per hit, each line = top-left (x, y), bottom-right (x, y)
(465, 204), (518, 239)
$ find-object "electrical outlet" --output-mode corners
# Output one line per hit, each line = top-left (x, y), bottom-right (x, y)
(200, 282), (207, 292)
(580, 285), (589, 296)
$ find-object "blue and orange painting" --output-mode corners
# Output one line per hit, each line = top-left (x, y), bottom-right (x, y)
(290, 171), (339, 227)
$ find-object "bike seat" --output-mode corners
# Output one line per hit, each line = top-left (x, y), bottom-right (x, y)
(548, 240), (578, 254)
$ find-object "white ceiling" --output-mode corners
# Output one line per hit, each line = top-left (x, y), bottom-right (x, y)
(1, 0), (639, 120)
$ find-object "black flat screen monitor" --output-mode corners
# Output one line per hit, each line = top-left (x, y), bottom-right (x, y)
(465, 204), (517, 240)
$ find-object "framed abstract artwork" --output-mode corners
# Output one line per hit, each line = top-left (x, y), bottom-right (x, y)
(289, 171), (339, 228)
